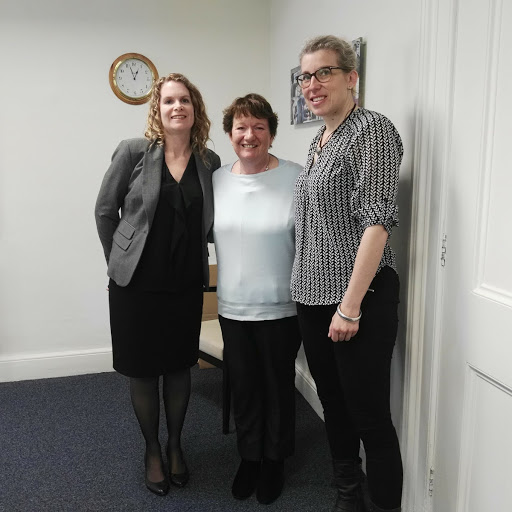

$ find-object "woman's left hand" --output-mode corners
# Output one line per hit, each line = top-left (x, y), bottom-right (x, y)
(328, 309), (360, 342)
(327, 226), (388, 342)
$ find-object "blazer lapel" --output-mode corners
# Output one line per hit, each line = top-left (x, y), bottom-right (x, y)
(142, 143), (164, 228)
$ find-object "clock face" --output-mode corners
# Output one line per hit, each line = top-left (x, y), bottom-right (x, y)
(109, 53), (158, 105)
(115, 58), (153, 98)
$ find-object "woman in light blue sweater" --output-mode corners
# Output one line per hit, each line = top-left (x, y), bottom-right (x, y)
(213, 94), (302, 505)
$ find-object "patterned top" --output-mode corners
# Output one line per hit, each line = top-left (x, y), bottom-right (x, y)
(290, 108), (403, 306)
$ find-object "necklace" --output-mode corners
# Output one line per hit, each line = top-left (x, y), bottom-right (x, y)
(235, 154), (271, 175)
(315, 103), (357, 156)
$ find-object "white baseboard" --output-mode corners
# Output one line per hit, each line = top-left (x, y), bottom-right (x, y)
(0, 348), (114, 382)
(295, 361), (324, 420)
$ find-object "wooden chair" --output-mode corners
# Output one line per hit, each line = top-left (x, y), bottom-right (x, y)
(198, 264), (231, 434)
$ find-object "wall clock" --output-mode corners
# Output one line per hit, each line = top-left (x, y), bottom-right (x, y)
(109, 53), (158, 105)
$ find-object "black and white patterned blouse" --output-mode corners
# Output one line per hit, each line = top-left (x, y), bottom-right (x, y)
(290, 107), (403, 306)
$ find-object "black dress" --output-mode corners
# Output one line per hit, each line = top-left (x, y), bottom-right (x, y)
(108, 156), (204, 377)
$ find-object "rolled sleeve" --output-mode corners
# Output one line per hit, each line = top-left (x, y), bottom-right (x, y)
(350, 113), (403, 235)
(353, 199), (399, 234)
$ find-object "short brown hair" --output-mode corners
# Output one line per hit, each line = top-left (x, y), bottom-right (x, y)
(222, 93), (278, 137)
(299, 35), (357, 73)
(145, 73), (211, 160)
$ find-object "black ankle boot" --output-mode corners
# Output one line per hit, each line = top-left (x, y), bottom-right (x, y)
(256, 458), (284, 504)
(332, 459), (365, 512)
(365, 498), (401, 512)
(232, 459), (260, 500)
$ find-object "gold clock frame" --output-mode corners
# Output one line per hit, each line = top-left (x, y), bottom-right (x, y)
(109, 53), (158, 105)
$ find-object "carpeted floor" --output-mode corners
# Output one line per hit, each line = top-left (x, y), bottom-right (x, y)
(0, 365), (334, 511)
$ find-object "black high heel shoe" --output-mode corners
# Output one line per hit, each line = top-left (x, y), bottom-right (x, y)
(170, 466), (189, 488)
(167, 445), (190, 488)
(144, 453), (170, 496)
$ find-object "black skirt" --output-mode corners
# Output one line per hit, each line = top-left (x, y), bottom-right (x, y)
(108, 155), (204, 378)
(109, 282), (203, 377)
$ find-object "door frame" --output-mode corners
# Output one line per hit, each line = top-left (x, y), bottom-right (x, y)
(401, 0), (459, 510)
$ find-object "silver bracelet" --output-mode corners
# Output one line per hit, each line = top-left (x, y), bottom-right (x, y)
(336, 305), (362, 322)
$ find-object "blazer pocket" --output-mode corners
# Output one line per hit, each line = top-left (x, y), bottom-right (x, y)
(113, 220), (135, 251)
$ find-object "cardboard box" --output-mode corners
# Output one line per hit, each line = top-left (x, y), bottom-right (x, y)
(202, 264), (218, 321)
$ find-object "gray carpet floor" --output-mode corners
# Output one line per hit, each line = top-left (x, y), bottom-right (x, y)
(0, 366), (334, 511)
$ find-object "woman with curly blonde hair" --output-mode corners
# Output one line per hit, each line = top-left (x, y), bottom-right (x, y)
(95, 72), (220, 496)
(145, 73), (211, 160)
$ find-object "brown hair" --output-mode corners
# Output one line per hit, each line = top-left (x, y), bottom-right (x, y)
(144, 73), (211, 160)
(222, 93), (278, 137)
(299, 35), (357, 73)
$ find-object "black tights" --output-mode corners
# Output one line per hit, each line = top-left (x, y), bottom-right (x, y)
(129, 368), (191, 481)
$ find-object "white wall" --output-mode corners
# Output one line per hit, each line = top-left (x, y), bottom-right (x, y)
(0, 0), (271, 381)
(0, 0), (421, 438)
(267, 0), (421, 431)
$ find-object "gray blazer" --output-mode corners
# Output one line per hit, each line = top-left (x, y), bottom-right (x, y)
(95, 138), (221, 288)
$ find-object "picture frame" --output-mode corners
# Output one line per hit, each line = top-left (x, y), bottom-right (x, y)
(290, 65), (321, 125)
(352, 37), (366, 107)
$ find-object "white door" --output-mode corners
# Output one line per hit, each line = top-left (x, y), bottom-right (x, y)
(432, 0), (512, 510)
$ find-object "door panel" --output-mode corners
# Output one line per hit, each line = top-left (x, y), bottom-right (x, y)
(477, 4), (512, 300)
(458, 368), (512, 512)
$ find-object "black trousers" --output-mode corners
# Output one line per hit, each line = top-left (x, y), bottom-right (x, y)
(296, 266), (403, 510)
(218, 315), (302, 461)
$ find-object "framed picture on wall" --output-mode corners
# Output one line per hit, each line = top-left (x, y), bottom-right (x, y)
(352, 37), (366, 107)
(290, 37), (366, 125)
(290, 65), (321, 125)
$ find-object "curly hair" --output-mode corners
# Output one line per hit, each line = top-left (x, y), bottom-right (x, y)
(299, 35), (357, 73)
(222, 93), (278, 138)
(144, 73), (211, 160)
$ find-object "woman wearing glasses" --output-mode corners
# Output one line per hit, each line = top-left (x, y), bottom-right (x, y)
(291, 36), (403, 512)
(213, 94), (302, 505)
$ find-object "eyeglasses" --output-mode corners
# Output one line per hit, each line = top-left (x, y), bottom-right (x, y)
(296, 66), (343, 88)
